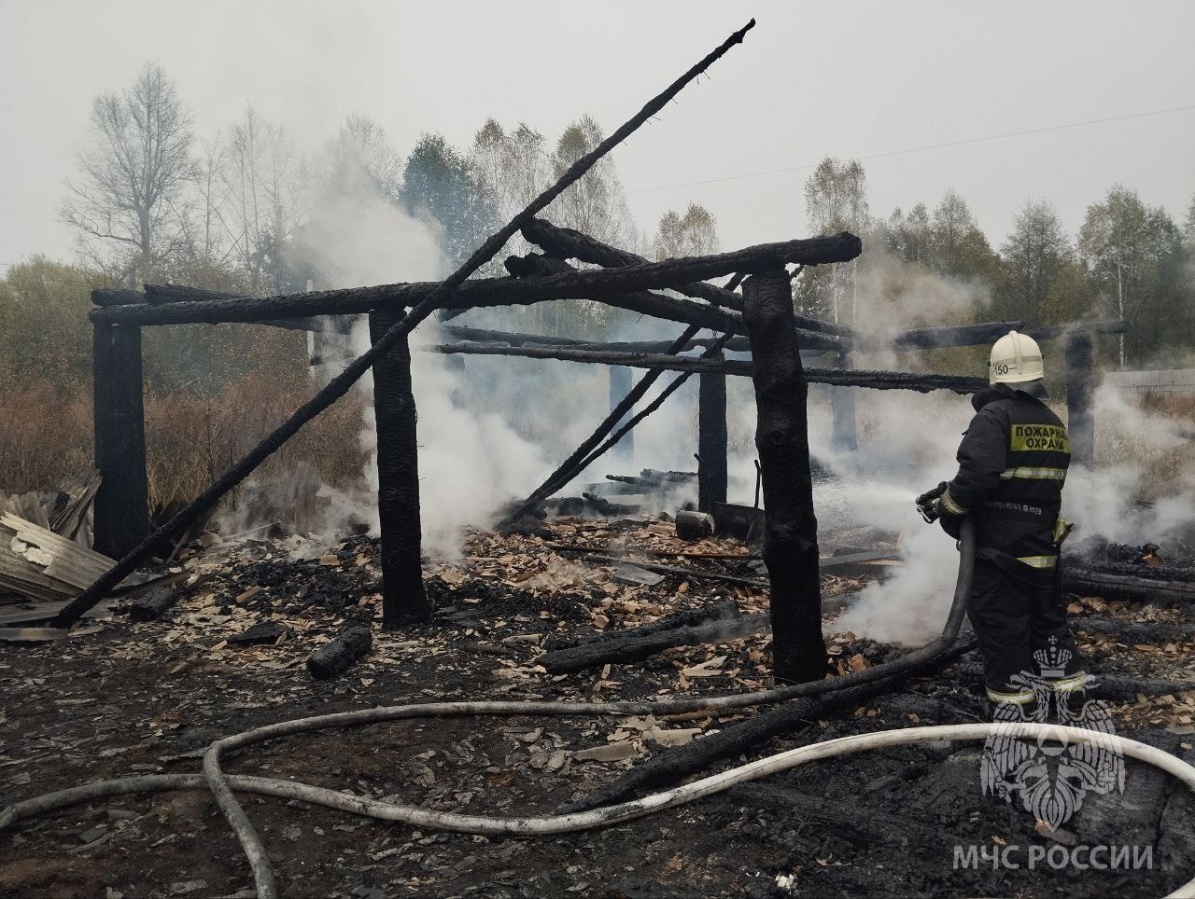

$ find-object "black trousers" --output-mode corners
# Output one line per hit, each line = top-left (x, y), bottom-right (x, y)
(967, 555), (1081, 696)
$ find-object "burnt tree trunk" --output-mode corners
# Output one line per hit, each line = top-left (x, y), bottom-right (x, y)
(92, 319), (150, 559)
(1065, 331), (1095, 469)
(742, 269), (828, 683)
(698, 354), (728, 512)
(369, 311), (430, 628)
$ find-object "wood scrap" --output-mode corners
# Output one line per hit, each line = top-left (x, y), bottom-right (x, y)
(0, 512), (116, 602)
(127, 587), (180, 622)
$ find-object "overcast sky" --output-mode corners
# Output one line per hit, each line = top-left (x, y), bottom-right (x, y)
(2, 0), (1193, 277)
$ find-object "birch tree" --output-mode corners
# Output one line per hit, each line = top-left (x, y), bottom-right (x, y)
(60, 62), (195, 284)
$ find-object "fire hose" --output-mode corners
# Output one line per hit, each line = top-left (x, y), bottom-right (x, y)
(5, 520), (1194, 897)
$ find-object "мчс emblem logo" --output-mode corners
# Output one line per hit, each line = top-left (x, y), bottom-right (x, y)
(979, 639), (1125, 831)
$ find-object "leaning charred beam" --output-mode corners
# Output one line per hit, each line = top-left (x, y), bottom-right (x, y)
(890, 320), (1025, 350)
(742, 268), (828, 684)
(90, 233), (862, 329)
(521, 216), (750, 313)
(553, 333), (737, 490)
(431, 344), (989, 393)
(369, 310), (430, 628)
(1063, 568), (1195, 605)
(506, 324), (702, 522)
(565, 638), (975, 813)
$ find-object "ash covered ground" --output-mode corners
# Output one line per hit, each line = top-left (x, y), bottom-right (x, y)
(1, 516), (1194, 898)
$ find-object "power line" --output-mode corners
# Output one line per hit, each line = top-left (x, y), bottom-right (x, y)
(628, 103), (1195, 195)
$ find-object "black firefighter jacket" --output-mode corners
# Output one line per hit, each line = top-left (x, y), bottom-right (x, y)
(939, 384), (1071, 574)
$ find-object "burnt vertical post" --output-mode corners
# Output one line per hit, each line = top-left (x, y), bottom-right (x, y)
(698, 353), (728, 512)
(1065, 331), (1095, 469)
(92, 319), (150, 559)
(742, 269), (828, 683)
(369, 310), (430, 627)
(608, 366), (634, 464)
(830, 351), (858, 452)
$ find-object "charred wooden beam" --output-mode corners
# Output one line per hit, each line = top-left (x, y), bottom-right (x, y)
(432, 343), (989, 394)
(146, 285), (320, 332)
(1065, 330), (1095, 469)
(57, 16), (760, 631)
(698, 354), (728, 512)
(442, 325), (593, 347)
(370, 310), (430, 628)
(519, 217), (755, 311)
(1073, 615), (1191, 646)
(1064, 567), (1195, 605)
(446, 324), (753, 355)
(539, 600), (744, 673)
(127, 586), (179, 622)
(307, 624), (372, 679)
(90, 234), (861, 329)
(91, 289), (145, 307)
(521, 217), (856, 343)
(504, 253), (847, 352)
(890, 320), (1026, 350)
(742, 268), (828, 684)
(92, 320), (150, 559)
(1027, 319), (1129, 341)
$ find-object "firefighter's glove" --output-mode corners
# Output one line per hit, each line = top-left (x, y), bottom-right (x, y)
(938, 507), (964, 540)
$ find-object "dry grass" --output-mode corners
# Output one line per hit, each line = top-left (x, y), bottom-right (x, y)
(0, 381), (93, 493)
(0, 372), (369, 516)
(1095, 390), (1195, 501)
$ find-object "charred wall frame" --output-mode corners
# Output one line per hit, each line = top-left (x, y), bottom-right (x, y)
(84, 238), (1123, 647)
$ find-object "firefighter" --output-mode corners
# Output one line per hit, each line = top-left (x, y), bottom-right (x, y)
(932, 331), (1085, 719)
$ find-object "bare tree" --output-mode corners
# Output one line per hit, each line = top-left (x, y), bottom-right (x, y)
(61, 62), (195, 284)
(318, 113), (404, 204)
(652, 203), (720, 260)
(804, 157), (869, 323)
(547, 115), (635, 250)
(220, 108), (297, 293)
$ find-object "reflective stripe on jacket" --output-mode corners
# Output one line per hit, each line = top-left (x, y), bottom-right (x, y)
(943, 384), (1070, 567)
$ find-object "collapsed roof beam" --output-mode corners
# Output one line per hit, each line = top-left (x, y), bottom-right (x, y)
(90, 232), (861, 329)
(519, 217), (853, 341)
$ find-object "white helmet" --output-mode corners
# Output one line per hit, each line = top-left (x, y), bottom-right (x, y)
(989, 330), (1044, 385)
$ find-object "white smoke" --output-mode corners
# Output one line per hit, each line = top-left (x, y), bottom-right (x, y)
(299, 191), (548, 558)
(1061, 383), (1195, 545)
